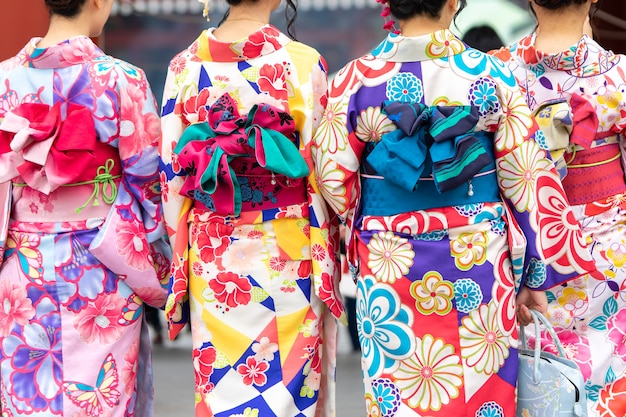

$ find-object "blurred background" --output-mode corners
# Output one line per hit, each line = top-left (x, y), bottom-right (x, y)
(2, 0), (624, 104)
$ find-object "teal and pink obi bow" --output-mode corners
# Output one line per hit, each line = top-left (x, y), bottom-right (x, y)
(0, 102), (98, 194)
(366, 101), (492, 193)
(175, 93), (309, 216)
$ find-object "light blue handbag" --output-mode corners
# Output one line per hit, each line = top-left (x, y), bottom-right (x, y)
(517, 309), (587, 417)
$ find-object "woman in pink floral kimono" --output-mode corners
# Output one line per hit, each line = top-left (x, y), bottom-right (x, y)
(159, 0), (345, 416)
(493, 0), (626, 415)
(0, 0), (169, 416)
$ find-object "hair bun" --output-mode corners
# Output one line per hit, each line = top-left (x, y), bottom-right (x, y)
(532, 0), (587, 10)
(45, 0), (85, 16)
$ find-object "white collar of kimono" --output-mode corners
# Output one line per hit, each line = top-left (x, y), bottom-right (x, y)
(514, 32), (619, 76)
(17, 36), (103, 69)
(371, 29), (468, 62)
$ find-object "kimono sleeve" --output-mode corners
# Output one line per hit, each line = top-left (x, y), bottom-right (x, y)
(159, 59), (193, 339)
(89, 66), (170, 308)
(492, 81), (599, 291)
(290, 46), (345, 322)
(312, 60), (367, 222)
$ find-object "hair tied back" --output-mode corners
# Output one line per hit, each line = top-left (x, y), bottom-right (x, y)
(376, 0), (400, 34)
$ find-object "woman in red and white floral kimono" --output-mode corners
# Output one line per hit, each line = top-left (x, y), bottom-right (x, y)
(159, 0), (345, 416)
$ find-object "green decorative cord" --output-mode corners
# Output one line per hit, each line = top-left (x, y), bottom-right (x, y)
(12, 158), (121, 213)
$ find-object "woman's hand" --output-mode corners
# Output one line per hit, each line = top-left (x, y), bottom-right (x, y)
(516, 286), (547, 326)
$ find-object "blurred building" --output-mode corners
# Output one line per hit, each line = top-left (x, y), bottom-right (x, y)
(0, 0), (624, 101)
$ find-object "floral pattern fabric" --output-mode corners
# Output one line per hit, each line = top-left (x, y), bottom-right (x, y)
(0, 36), (169, 417)
(312, 29), (598, 417)
(159, 25), (344, 417)
(493, 33), (626, 417)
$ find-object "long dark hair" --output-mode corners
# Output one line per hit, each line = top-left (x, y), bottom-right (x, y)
(44, 0), (86, 17)
(221, 0), (299, 40)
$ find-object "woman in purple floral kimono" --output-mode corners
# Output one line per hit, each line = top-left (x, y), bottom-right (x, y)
(0, 0), (169, 416)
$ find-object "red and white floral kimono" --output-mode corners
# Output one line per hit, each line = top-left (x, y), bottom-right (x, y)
(159, 25), (345, 417)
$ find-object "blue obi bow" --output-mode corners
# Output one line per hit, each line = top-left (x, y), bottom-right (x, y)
(366, 101), (492, 193)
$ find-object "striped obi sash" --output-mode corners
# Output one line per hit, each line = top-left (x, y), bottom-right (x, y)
(360, 102), (500, 216)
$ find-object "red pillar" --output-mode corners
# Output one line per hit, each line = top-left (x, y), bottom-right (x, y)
(0, 0), (50, 60)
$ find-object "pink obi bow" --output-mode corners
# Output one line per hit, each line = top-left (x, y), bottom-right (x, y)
(0, 102), (97, 194)
(175, 93), (309, 216)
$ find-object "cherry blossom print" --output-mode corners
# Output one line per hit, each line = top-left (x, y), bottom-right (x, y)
(208, 272), (252, 308)
(459, 302), (510, 375)
(236, 356), (269, 386)
(410, 271), (454, 316)
(74, 293), (126, 344)
(535, 173), (596, 274)
(498, 140), (553, 213)
(314, 100), (349, 154)
(221, 238), (266, 277)
(118, 83), (160, 158)
(355, 106), (396, 142)
(252, 337), (279, 362)
(257, 63), (288, 102)
(193, 345), (217, 394)
(276, 204), (306, 219)
(303, 369), (322, 395)
(122, 340), (139, 396)
(494, 87), (535, 152)
(367, 231), (414, 284)
(115, 219), (152, 270)
(546, 302), (575, 329)
(607, 309), (626, 359)
(392, 334), (463, 411)
(59, 38), (99, 64)
(450, 230), (488, 271)
(537, 327), (593, 379)
(0, 280), (36, 337)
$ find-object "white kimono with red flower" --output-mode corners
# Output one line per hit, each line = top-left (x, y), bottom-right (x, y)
(159, 25), (345, 417)
(493, 33), (626, 417)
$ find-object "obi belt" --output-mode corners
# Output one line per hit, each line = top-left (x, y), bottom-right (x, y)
(175, 93), (309, 216)
(532, 94), (626, 206)
(361, 101), (500, 217)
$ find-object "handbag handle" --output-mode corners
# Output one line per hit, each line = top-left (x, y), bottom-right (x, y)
(520, 309), (569, 384)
